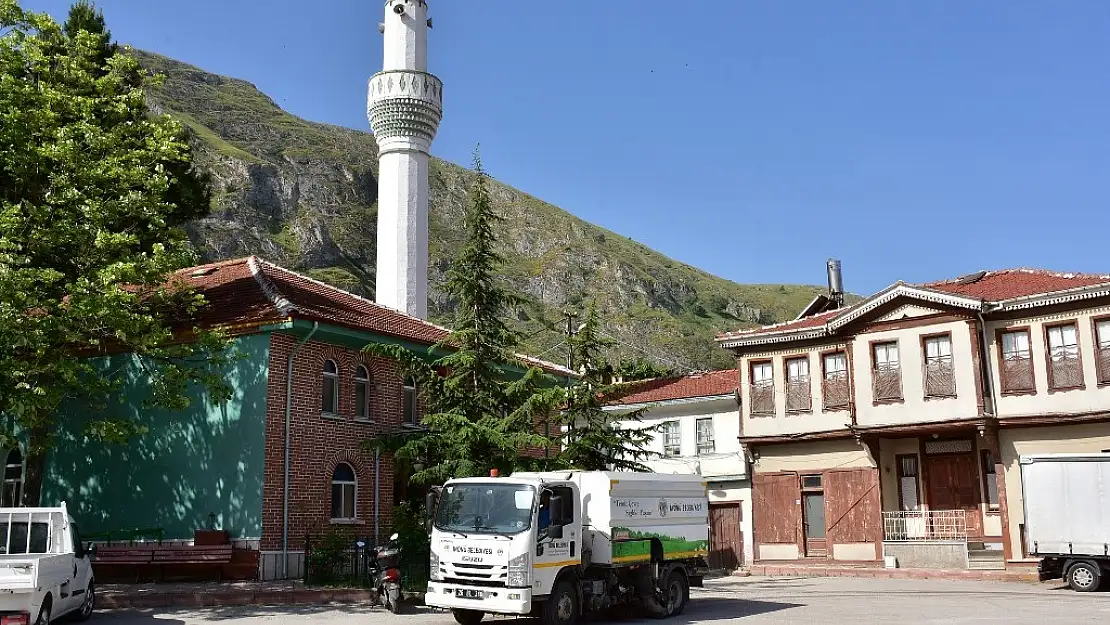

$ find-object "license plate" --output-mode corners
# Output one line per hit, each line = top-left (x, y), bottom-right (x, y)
(455, 589), (485, 600)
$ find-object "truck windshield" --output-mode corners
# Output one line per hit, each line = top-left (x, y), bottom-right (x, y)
(435, 483), (535, 535)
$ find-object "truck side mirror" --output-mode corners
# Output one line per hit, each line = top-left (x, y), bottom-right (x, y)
(546, 524), (563, 540)
(425, 488), (440, 531)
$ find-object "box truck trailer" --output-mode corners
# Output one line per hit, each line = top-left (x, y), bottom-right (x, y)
(1020, 453), (1110, 591)
(424, 471), (711, 625)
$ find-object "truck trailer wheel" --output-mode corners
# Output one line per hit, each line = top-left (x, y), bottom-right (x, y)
(542, 581), (578, 625)
(451, 609), (485, 625)
(1066, 561), (1102, 592)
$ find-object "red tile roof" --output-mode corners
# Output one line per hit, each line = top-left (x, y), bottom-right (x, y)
(717, 308), (845, 340)
(719, 268), (1110, 342)
(173, 256), (572, 375)
(921, 268), (1110, 301)
(609, 369), (738, 406)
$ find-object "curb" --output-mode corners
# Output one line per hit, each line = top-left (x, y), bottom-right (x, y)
(98, 588), (376, 610)
(745, 565), (1038, 584)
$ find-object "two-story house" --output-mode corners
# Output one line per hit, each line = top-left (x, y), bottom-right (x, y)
(604, 370), (753, 570)
(717, 267), (1110, 571)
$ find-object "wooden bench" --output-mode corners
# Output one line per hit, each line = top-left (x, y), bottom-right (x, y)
(93, 546), (156, 582)
(153, 545), (233, 582)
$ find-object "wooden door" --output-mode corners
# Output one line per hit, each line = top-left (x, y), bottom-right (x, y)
(708, 504), (742, 570)
(925, 454), (983, 537)
(752, 473), (802, 560)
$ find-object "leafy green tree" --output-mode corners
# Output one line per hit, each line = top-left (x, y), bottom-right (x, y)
(363, 150), (561, 490)
(0, 0), (230, 504)
(556, 307), (660, 472)
(613, 357), (674, 382)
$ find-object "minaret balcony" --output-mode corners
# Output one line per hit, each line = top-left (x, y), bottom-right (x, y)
(367, 69), (443, 150)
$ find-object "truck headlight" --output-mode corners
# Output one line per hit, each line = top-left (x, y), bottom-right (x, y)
(506, 552), (531, 588)
(429, 551), (442, 581)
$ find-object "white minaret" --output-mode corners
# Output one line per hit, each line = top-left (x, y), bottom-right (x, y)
(367, 0), (442, 319)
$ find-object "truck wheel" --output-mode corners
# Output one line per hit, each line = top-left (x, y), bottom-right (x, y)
(661, 569), (689, 617)
(75, 582), (95, 621)
(452, 609), (485, 625)
(34, 595), (51, 625)
(542, 581), (578, 625)
(1067, 561), (1101, 592)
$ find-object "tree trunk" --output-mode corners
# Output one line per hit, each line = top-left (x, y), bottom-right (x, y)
(20, 428), (48, 507)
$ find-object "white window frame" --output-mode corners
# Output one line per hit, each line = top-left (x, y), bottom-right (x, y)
(322, 359), (339, 415)
(331, 463), (357, 521)
(823, 352), (847, 380)
(355, 365), (372, 421)
(663, 421), (681, 457)
(402, 377), (418, 427)
(695, 418), (715, 455)
(2, 449), (23, 508)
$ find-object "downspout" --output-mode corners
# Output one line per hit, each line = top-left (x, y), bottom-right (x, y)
(283, 322), (318, 579)
(977, 310), (998, 416)
(374, 447), (381, 544)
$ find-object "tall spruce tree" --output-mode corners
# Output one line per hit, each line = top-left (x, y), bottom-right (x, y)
(0, 0), (230, 504)
(556, 307), (660, 472)
(363, 150), (562, 490)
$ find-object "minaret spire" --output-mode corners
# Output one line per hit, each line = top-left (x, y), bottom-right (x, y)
(368, 0), (443, 319)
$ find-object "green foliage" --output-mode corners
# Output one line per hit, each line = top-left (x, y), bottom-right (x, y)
(556, 307), (661, 472)
(613, 358), (674, 382)
(391, 501), (431, 592)
(0, 0), (231, 503)
(362, 151), (563, 490)
(305, 526), (358, 586)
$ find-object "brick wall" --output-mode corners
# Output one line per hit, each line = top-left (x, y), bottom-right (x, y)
(262, 333), (411, 551)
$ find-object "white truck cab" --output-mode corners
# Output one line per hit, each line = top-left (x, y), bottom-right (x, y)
(0, 503), (95, 624)
(425, 471), (710, 625)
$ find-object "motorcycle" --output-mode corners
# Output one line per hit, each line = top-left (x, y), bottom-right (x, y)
(359, 533), (403, 613)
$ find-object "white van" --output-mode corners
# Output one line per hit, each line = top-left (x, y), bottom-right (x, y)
(0, 503), (95, 624)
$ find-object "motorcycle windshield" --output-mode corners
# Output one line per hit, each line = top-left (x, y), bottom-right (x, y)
(435, 483), (535, 535)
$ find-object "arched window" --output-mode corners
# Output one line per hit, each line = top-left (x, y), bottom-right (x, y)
(321, 359), (339, 415)
(355, 365), (371, 421)
(403, 377), (418, 426)
(331, 462), (357, 520)
(2, 449), (22, 507)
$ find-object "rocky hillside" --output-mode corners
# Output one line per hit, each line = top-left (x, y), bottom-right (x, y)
(137, 51), (829, 371)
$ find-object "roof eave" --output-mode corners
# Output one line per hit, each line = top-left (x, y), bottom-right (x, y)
(995, 283), (1110, 312)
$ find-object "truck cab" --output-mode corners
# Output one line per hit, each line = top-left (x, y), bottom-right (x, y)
(425, 471), (709, 625)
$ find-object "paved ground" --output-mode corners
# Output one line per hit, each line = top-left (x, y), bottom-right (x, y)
(95, 576), (1109, 625)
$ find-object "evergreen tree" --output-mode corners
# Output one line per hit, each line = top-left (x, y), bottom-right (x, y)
(363, 150), (562, 489)
(556, 307), (660, 472)
(0, 0), (230, 504)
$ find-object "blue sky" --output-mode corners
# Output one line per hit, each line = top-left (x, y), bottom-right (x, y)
(24, 0), (1110, 295)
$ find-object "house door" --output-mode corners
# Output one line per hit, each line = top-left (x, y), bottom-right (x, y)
(801, 474), (827, 556)
(708, 503), (742, 570)
(925, 453), (983, 537)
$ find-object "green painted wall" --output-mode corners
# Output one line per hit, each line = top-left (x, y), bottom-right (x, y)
(42, 333), (271, 540)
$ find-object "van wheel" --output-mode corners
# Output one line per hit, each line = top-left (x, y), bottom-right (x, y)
(75, 582), (95, 621)
(452, 609), (485, 625)
(1067, 561), (1101, 592)
(542, 581), (578, 625)
(34, 595), (51, 625)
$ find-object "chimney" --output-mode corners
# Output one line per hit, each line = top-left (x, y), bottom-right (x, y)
(826, 258), (845, 307)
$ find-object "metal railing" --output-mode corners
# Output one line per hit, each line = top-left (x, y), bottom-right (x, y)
(882, 510), (967, 542)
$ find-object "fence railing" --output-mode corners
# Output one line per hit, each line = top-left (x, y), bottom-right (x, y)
(303, 534), (429, 592)
(882, 510), (967, 542)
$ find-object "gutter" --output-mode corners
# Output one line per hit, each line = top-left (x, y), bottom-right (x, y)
(283, 322), (318, 579)
(977, 309), (998, 417)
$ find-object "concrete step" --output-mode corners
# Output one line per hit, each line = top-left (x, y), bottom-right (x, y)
(967, 549), (1004, 560)
(968, 559), (1006, 570)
